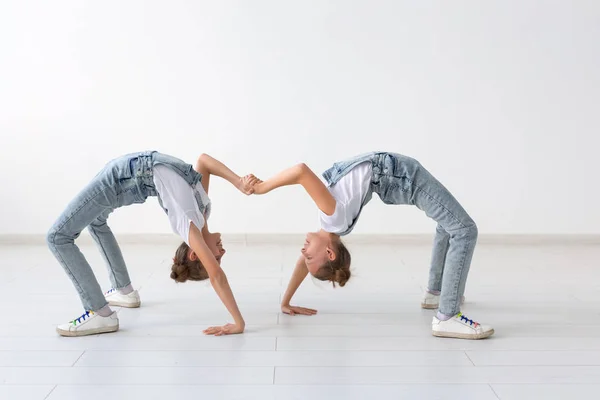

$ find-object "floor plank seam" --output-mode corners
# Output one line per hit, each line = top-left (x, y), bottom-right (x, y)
(464, 351), (476, 366)
(71, 350), (86, 367)
(489, 384), (501, 399)
(43, 385), (57, 400)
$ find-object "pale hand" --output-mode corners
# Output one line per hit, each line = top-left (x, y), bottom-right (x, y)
(203, 323), (245, 336)
(238, 174), (262, 195)
(281, 304), (318, 316)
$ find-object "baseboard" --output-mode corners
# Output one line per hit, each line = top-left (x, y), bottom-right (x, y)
(243, 234), (600, 245)
(1, 233), (599, 246)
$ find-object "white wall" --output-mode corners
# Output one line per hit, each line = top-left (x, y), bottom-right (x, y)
(1, 0), (599, 235)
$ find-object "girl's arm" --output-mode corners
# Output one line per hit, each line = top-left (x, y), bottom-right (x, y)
(188, 222), (245, 335)
(253, 162), (332, 316)
(194, 153), (258, 195)
(280, 255), (318, 316)
(253, 163), (336, 216)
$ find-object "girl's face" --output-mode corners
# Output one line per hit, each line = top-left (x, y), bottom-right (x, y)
(301, 231), (336, 274)
(201, 231), (227, 264)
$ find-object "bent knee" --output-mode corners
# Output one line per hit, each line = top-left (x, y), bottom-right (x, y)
(46, 225), (60, 247)
(466, 222), (478, 238)
(46, 224), (78, 246)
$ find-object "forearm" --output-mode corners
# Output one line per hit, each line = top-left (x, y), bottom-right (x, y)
(210, 272), (245, 327)
(195, 153), (241, 188)
(188, 223), (245, 327)
(281, 255), (309, 305)
(256, 164), (305, 194)
(255, 163), (335, 215)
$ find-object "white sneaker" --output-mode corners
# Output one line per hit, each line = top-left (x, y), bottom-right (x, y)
(56, 311), (119, 337)
(421, 291), (465, 309)
(105, 288), (141, 308)
(421, 291), (441, 309)
(432, 312), (494, 340)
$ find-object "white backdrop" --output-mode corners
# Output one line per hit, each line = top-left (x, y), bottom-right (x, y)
(1, 0), (599, 235)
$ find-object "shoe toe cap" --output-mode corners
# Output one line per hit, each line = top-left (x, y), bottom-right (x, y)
(56, 322), (75, 332)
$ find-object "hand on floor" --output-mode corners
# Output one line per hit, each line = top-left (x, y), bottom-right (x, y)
(281, 304), (318, 316)
(203, 322), (245, 336)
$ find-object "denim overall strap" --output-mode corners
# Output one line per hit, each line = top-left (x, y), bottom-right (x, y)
(152, 152), (201, 187)
(322, 151), (384, 187)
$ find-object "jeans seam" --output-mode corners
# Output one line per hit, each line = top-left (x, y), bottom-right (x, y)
(429, 229), (450, 291)
(47, 241), (87, 307)
(452, 234), (471, 314)
(88, 221), (121, 289)
(376, 173), (469, 230)
(452, 230), (473, 315)
(51, 183), (118, 236)
(407, 176), (468, 230)
(441, 228), (474, 316)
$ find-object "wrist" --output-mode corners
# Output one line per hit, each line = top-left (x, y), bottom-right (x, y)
(255, 182), (268, 195)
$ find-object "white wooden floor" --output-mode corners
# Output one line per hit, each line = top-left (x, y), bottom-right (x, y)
(1, 240), (599, 400)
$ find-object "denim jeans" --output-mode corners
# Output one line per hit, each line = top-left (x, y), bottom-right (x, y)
(371, 153), (478, 316)
(46, 151), (204, 312)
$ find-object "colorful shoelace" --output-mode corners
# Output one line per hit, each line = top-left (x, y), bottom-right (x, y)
(457, 312), (479, 327)
(71, 310), (94, 326)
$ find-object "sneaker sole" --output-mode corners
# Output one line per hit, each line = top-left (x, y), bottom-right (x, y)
(107, 300), (141, 308)
(56, 324), (119, 337)
(432, 328), (495, 340)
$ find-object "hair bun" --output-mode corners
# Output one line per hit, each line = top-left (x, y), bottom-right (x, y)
(334, 268), (350, 287)
(170, 263), (190, 283)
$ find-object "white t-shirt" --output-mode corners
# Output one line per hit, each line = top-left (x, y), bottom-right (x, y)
(152, 165), (211, 245)
(318, 161), (373, 234)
